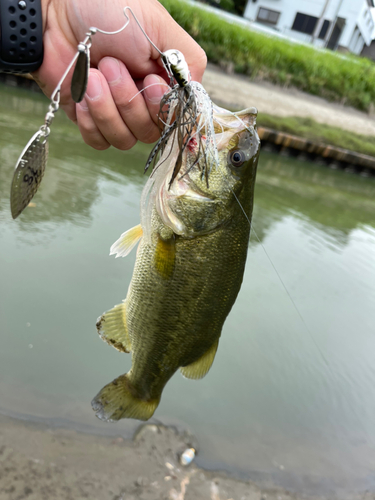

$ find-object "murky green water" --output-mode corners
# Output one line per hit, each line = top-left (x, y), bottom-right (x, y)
(1, 85), (375, 496)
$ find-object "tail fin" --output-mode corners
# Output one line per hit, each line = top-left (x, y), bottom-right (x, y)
(91, 373), (159, 422)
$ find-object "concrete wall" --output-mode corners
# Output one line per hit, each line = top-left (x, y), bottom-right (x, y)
(361, 38), (375, 59)
(244, 0), (374, 53)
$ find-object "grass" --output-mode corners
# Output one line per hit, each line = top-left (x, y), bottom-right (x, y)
(257, 113), (375, 157)
(160, 0), (375, 112)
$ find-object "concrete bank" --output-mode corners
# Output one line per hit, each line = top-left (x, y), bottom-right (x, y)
(258, 127), (375, 176)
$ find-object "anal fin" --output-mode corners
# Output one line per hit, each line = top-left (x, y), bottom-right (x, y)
(180, 339), (219, 380)
(110, 224), (143, 258)
(96, 303), (131, 353)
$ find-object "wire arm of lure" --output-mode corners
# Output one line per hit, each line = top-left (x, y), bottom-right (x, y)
(122, 7), (163, 57)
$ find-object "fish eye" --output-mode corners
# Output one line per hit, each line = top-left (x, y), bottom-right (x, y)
(228, 149), (246, 168)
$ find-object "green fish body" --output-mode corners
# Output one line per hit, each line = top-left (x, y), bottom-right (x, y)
(92, 104), (260, 421)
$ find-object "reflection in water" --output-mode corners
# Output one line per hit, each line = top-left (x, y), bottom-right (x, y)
(1, 85), (375, 496)
(91, 109), (259, 422)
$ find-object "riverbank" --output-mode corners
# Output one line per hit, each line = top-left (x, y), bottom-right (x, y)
(3, 411), (374, 500)
(2, 412), (375, 500)
(0, 413), (309, 500)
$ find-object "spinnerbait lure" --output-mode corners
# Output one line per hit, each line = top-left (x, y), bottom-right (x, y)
(10, 6), (220, 218)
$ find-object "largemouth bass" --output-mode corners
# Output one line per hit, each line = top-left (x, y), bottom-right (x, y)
(92, 102), (260, 422)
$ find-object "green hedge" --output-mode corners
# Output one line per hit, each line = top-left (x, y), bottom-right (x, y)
(161, 0), (375, 112)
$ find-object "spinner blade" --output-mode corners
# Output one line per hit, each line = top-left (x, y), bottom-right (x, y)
(71, 48), (90, 103)
(10, 130), (48, 219)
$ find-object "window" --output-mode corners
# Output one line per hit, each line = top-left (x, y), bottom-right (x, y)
(318, 20), (330, 39)
(292, 13), (318, 35)
(257, 7), (280, 25)
(326, 17), (345, 50)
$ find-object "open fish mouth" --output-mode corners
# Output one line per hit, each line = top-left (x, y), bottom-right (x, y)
(169, 171), (215, 202)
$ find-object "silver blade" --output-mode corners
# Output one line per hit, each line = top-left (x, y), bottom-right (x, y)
(71, 49), (90, 103)
(10, 130), (48, 219)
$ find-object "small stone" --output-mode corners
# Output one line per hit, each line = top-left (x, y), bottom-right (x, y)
(165, 462), (174, 470)
(164, 476), (172, 482)
(147, 424), (158, 433)
(135, 476), (148, 487)
(180, 448), (195, 466)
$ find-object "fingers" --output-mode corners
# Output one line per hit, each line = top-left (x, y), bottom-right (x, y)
(98, 57), (166, 143)
(75, 60), (168, 150)
(76, 70), (123, 150)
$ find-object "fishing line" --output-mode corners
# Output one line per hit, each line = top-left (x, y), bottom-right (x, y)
(230, 185), (331, 370)
(251, 223), (372, 441)
(250, 225), (331, 369)
(223, 109), (332, 370)
(128, 82), (171, 103)
(230, 151), (374, 442)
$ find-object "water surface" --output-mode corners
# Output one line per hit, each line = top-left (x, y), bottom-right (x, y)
(1, 85), (375, 496)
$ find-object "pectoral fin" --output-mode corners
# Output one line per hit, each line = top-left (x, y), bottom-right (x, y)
(180, 339), (219, 380)
(154, 233), (176, 280)
(96, 303), (131, 353)
(110, 224), (143, 258)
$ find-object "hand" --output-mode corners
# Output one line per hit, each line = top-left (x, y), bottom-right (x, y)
(34, 0), (207, 150)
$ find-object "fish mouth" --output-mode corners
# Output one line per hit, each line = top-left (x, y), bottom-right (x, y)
(171, 172), (215, 202)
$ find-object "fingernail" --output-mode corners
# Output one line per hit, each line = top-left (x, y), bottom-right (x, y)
(78, 97), (88, 110)
(99, 57), (121, 85)
(86, 72), (102, 100)
(144, 75), (168, 104)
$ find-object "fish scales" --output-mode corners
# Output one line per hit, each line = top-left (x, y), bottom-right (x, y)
(128, 210), (251, 400)
(92, 100), (260, 422)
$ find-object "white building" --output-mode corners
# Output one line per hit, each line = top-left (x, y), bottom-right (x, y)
(243, 0), (374, 54)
